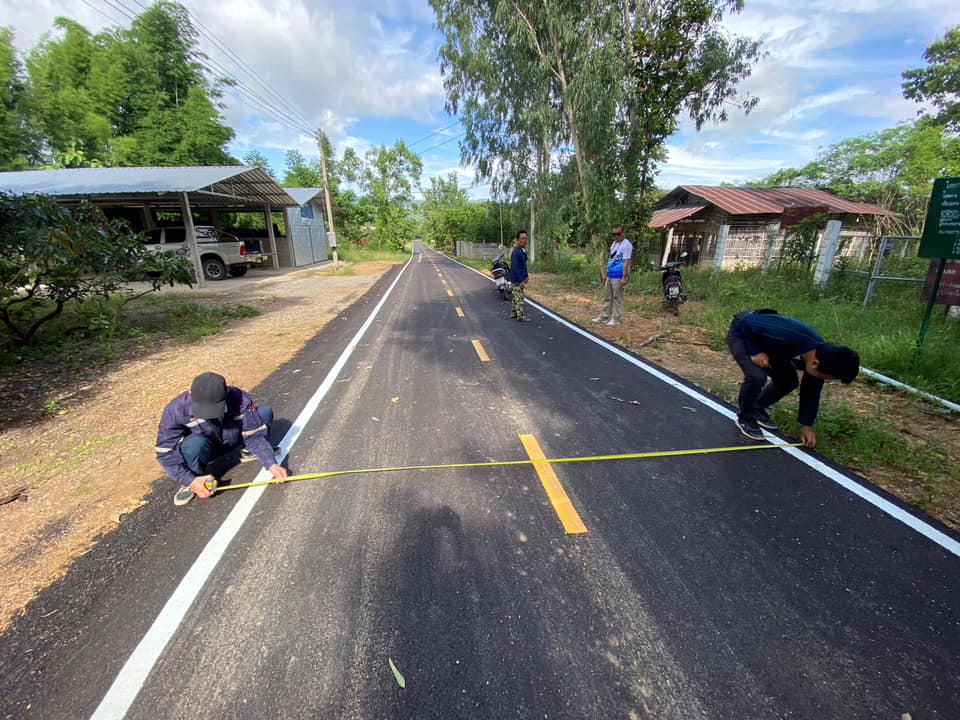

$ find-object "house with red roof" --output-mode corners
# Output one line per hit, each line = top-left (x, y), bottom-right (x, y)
(650, 186), (897, 269)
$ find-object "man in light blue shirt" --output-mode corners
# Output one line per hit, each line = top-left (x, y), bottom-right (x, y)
(594, 225), (633, 327)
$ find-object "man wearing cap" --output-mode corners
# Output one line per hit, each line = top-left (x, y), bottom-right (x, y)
(155, 372), (288, 506)
(727, 310), (860, 448)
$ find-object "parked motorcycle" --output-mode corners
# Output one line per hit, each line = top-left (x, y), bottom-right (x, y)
(491, 252), (513, 302)
(660, 251), (689, 315)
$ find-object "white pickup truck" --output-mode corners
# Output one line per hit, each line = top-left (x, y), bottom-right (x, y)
(143, 226), (268, 280)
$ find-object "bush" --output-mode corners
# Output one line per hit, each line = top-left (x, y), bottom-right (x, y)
(0, 193), (194, 344)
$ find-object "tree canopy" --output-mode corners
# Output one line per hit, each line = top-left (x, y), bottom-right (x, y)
(902, 26), (960, 132)
(430, 0), (762, 250)
(4, 1), (235, 169)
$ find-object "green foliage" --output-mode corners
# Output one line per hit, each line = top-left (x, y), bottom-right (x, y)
(20, 3), (235, 168)
(780, 214), (825, 271)
(358, 140), (422, 251)
(646, 264), (960, 403)
(431, 0), (761, 244)
(0, 27), (37, 170)
(902, 25), (960, 132)
(0, 193), (194, 344)
(752, 123), (960, 234)
(242, 150), (276, 178)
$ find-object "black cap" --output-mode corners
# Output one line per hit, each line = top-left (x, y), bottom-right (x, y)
(190, 372), (227, 419)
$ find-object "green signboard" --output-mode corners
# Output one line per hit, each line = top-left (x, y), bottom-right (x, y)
(919, 177), (960, 259)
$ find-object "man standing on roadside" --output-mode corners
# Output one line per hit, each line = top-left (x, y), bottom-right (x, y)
(155, 371), (288, 506)
(727, 310), (860, 448)
(594, 225), (633, 327)
(510, 230), (531, 322)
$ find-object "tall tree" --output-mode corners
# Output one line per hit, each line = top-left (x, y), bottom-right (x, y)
(282, 149), (323, 187)
(24, 2), (236, 167)
(0, 28), (36, 169)
(360, 140), (423, 251)
(242, 149), (276, 179)
(431, 0), (761, 248)
(902, 26), (960, 132)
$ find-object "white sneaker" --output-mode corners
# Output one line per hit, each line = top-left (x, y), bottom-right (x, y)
(592, 316), (607, 323)
(173, 485), (195, 506)
(606, 319), (620, 326)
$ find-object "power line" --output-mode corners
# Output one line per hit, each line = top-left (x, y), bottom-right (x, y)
(408, 121), (461, 148)
(419, 132), (467, 154)
(180, 4), (316, 131)
(80, 0), (130, 26)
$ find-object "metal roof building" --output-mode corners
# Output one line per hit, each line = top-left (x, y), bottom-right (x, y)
(649, 185), (897, 270)
(650, 185), (894, 230)
(0, 166), (327, 283)
(0, 166), (298, 208)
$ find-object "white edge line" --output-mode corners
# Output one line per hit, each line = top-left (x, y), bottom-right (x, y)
(90, 254), (414, 720)
(454, 255), (960, 559)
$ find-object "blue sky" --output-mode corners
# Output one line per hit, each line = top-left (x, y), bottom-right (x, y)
(4, 0), (960, 198)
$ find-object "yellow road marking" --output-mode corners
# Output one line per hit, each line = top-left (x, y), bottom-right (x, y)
(455, 307), (465, 317)
(447, 290), (454, 297)
(471, 339), (490, 363)
(519, 434), (588, 535)
(442, 280), (448, 285)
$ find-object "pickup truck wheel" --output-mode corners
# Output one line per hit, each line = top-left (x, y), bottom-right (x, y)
(228, 266), (249, 277)
(202, 257), (227, 281)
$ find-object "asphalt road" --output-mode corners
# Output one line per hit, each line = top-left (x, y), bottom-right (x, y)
(2, 243), (959, 719)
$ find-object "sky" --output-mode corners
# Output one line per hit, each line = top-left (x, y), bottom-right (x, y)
(3, 0), (960, 199)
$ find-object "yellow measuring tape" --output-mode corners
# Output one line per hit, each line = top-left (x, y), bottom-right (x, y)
(211, 442), (803, 493)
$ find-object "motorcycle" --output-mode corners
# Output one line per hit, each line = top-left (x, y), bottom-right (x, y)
(660, 251), (688, 315)
(491, 252), (513, 302)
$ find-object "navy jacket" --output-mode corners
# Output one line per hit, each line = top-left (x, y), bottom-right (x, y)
(155, 386), (276, 486)
(729, 312), (826, 426)
(510, 246), (528, 284)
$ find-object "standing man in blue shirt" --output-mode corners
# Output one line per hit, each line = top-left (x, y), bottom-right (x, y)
(594, 225), (633, 327)
(510, 230), (531, 322)
(727, 310), (860, 447)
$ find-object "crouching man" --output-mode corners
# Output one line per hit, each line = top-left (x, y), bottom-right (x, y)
(156, 371), (288, 506)
(727, 310), (859, 448)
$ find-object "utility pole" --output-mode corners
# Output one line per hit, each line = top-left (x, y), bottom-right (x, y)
(316, 129), (340, 269)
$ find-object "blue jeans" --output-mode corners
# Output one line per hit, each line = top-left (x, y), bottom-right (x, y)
(180, 406), (274, 475)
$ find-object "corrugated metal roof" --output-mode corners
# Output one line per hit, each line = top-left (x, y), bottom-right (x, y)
(676, 186), (894, 217)
(650, 205), (707, 229)
(0, 166), (299, 208)
(285, 187), (325, 206)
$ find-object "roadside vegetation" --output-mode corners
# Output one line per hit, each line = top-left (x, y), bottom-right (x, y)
(499, 253), (959, 528)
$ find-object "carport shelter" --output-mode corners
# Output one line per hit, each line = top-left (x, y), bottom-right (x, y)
(0, 166), (306, 286)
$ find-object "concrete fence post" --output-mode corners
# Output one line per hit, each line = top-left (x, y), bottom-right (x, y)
(814, 219), (843, 287)
(712, 224), (730, 274)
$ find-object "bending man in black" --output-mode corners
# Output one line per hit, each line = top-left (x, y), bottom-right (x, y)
(727, 310), (859, 448)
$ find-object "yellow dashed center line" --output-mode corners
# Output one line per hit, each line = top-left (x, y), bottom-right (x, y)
(447, 289), (454, 297)
(519, 434), (588, 535)
(471, 339), (490, 363)
(442, 280), (448, 285)
(455, 307), (465, 318)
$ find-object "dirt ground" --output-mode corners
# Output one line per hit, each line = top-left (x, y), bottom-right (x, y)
(0, 261), (399, 632)
(1, 260), (957, 634)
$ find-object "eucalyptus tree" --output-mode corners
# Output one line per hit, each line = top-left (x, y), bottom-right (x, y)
(361, 140), (423, 251)
(431, 0), (761, 248)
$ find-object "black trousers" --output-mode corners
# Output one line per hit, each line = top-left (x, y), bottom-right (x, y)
(727, 330), (799, 421)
